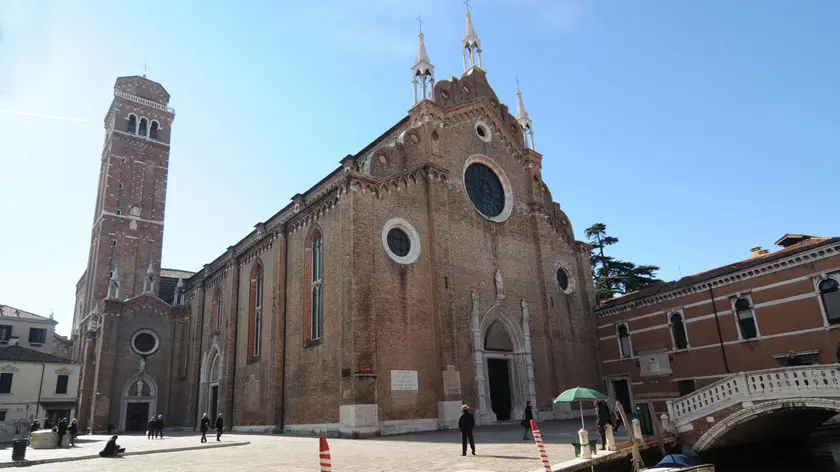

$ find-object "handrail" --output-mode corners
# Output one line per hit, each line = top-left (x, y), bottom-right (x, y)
(668, 364), (840, 425)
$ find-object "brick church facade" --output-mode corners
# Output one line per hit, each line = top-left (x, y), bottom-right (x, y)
(71, 12), (600, 436)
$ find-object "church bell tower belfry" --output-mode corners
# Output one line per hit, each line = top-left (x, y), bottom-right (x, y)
(72, 75), (175, 349)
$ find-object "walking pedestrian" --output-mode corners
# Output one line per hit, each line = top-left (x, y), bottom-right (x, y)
(594, 400), (613, 451)
(458, 404), (475, 456)
(199, 413), (210, 443)
(521, 401), (534, 440)
(57, 418), (68, 447)
(147, 417), (156, 439)
(157, 414), (165, 438)
(215, 413), (224, 441)
(68, 418), (78, 446)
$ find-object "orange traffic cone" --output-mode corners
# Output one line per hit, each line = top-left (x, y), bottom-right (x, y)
(319, 435), (332, 472)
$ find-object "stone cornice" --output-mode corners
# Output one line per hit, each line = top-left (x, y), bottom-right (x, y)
(596, 241), (840, 318)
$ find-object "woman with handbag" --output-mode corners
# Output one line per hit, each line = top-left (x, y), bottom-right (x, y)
(521, 401), (534, 440)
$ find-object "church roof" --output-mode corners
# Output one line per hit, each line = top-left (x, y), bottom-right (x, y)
(188, 115), (411, 285)
(0, 345), (75, 364)
(0, 305), (57, 324)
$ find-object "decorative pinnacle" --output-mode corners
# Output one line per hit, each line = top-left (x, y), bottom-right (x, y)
(141, 61), (149, 78)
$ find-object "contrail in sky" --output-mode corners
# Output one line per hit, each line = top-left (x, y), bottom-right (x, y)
(0, 109), (91, 123)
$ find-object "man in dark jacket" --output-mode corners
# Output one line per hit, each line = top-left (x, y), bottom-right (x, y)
(458, 405), (475, 456)
(57, 418), (68, 447)
(157, 415), (165, 438)
(594, 401), (613, 451)
(522, 401), (534, 440)
(215, 414), (224, 441)
(99, 435), (125, 457)
(199, 413), (210, 443)
(147, 417), (156, 439)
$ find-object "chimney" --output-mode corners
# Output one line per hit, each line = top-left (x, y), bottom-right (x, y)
(750, 246), (770, 258)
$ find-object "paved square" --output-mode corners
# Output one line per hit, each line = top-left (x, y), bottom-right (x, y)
(3, 419), (628, 471)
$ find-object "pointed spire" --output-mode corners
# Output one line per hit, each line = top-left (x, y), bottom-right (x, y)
(412, 16), (435, 105)
(461, 3), (483, 73)
(515, 79), (535, 151)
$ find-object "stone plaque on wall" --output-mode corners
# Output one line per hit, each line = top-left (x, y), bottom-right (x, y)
(443, 365), (461, 396)
(390, 370), (419, 392)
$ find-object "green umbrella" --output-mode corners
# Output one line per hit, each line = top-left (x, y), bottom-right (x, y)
(553, 387), (608, 430)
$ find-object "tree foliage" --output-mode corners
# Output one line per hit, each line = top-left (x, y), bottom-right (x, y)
(585, 223), (662, 302)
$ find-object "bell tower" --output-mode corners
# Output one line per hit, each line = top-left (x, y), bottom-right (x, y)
(72, 75), (175, 341)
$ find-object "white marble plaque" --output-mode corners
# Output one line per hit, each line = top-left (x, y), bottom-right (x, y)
(443, 365), (461, 396)
(390, 370), (419, 392)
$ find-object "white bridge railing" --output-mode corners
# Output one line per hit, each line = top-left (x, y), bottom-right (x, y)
(667, 365), (840, 427)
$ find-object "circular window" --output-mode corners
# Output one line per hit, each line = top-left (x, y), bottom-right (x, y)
(474, 121), (492, 142)
(462, 155), (513, 223)
(465, 163), (505, 218)
(381, 218), (421, 264)
(131, 330), (159, 356)
(387, 228), (410, 257)
(556, 268), (569, 291)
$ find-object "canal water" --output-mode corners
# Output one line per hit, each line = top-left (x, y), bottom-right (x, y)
(707, 436), (840, 471)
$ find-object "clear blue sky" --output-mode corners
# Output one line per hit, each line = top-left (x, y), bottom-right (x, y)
(1, 0), (838, 335)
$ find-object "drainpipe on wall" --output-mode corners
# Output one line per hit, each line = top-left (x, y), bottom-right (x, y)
(194, 279), (206, 426)
(279, 232), (289, 431)
(708, 286), (731, 374)
(34, 363), (46, 421)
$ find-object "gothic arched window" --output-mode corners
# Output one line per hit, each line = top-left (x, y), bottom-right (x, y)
(138, 117), (148, 136)
(127, 114), (137, 133)
(150, 121), (159, 140)
(214, 290), (223, 332)
(670, 312), (688, 349)
(617, 324), (632, 358)
(484, 322), (513, 352)
(820, 278), (840, 324)
(310, 231), (323, 341)
(734, 297), (758, 339)
(248, 262), (263, 358)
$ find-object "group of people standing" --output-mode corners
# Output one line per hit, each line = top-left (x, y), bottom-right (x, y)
(147, 414), (166, 439)
(29, 417), (79, 447)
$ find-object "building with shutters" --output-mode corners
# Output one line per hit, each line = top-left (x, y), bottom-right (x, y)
(595, 233), (840, 423)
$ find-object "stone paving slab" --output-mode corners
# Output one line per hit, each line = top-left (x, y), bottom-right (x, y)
(0, 432), (248, 468)
(5, 419), (629, 471)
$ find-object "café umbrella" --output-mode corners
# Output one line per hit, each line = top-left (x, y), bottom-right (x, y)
(553, 387), (608, 429)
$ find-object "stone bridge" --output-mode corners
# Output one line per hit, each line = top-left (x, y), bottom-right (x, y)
(666, 365), (840, 451)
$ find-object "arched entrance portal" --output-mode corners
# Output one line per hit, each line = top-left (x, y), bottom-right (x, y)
(120, 375), (158, 432)
(485, 322), (514, 420)
(199, 349), (221, 423)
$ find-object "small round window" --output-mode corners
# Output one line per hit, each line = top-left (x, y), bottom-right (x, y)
(131, 330), (159, 356)
(474, 121), (492, 142)
(381, 218), (421, 265)
(387, 228), (411, 257)
(556, 268), (569, 291)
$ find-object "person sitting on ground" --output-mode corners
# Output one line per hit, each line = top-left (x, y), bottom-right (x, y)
(99, 435), (125, 458)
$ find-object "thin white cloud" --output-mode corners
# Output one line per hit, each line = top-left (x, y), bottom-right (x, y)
(0, 109), (91, 123)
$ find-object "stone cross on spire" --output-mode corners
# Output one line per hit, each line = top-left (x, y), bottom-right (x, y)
(412, 16), (435, 105)
(142, 62), (150, 78)
(461, 2), (482, 72)
(515, 78), (535, 151)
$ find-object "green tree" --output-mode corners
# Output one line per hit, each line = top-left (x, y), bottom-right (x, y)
(584, 223), (662, 301)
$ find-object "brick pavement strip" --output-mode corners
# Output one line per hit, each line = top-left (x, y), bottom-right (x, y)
(5, 420), (630, 472)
